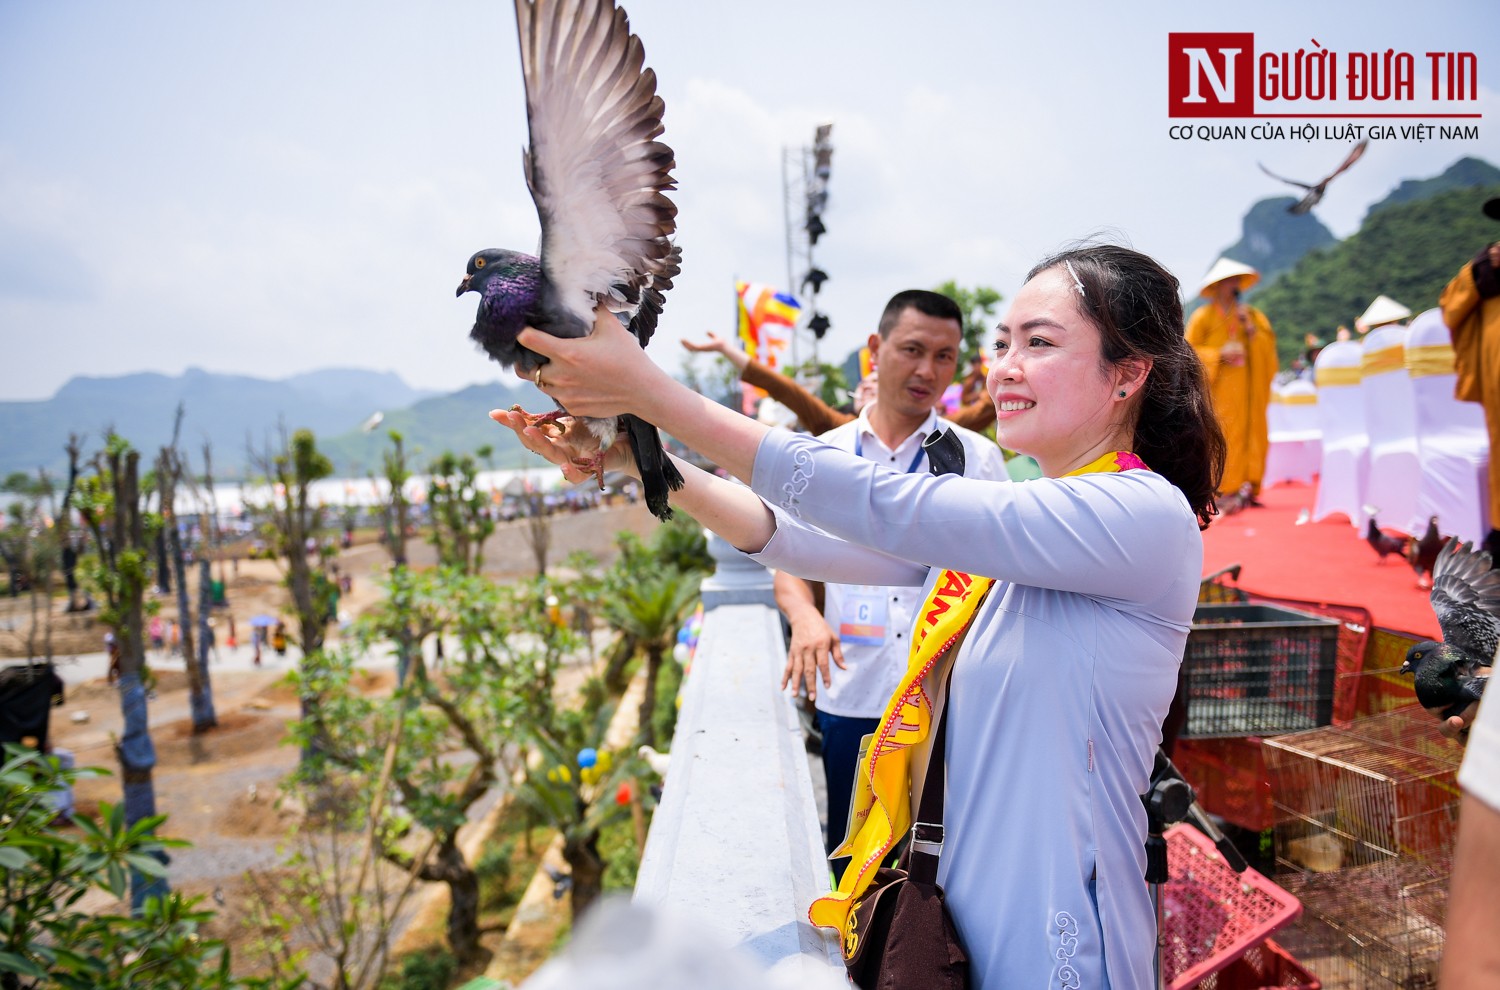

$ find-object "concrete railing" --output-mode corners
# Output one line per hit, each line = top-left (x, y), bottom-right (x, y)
(634, 535), (844, 984)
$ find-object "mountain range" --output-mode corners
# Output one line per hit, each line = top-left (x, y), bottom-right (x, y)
(0, 367), (542, 480)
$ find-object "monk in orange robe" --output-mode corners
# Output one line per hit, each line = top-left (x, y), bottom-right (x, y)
(1186, 258), (1278, 505)
(1439, 197), (1500, 561)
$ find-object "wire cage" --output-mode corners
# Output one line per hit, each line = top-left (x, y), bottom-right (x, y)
(1174, 735), (1277, 832)
(1261, 708), (1460, 988)
(1181, 604), (1341, 739)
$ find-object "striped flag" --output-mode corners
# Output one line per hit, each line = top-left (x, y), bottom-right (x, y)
(736, 281), (801, 415)
(737, 281), (801, 368)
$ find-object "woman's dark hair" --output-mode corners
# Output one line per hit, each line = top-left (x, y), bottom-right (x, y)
(1026, 244), (1226, 528)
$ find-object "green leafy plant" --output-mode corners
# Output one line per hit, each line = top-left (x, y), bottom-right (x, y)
(0, 744), (292, 990)
(511, 681), (652, 921)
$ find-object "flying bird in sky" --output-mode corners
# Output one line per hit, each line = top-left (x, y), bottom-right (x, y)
(458, 0), (683, 520)
(1258, 140), (1369, 215)
(1400, 538), (1500, 722)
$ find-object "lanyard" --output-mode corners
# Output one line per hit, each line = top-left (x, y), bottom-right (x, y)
(854, 431), (928, 474)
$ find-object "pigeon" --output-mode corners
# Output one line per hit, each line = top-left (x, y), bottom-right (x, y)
(543, 861), (573, 901)
(1400, 539), (1500, 721)
(458, 0), (684, 521)
(1408, 516), (1443, 590)
(1363, 507), (1409, 562)
(1258, 140), (1368, 215)
(637, 743), (671, 777)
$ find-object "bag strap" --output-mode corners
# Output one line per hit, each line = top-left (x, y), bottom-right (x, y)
(908, 673), (952, 884)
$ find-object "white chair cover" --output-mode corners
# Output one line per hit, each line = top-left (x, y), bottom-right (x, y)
(1311, 340), (1369, 527)
(1360, 322), (1420, 535)
(1405, 308), (1492, 543)
(1263, 378), (1321, 488)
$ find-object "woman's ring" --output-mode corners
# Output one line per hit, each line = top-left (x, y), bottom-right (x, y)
(534, 366), (546, 389)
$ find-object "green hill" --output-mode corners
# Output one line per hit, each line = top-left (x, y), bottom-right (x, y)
(1251, 184), (1500, 364)
(1364, 156), (1500, 221)
(1218, 196), (1337, 285)
(317, 381), (542, 476)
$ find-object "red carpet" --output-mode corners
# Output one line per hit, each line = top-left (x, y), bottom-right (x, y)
(1199, 481), (1439, 640)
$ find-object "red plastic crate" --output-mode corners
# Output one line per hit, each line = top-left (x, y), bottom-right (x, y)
(1193, 938), (1321, 989)
(1161, 824), (1303, 990)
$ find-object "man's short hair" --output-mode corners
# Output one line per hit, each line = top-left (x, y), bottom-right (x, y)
(877, 289), (963, 338)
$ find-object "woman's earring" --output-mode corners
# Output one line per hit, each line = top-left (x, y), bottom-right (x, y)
(1118, 389), (1128, 398)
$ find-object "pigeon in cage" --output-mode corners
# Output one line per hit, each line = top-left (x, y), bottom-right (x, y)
(459, 0), (684, 520)
(1400, 538), (1500, 722)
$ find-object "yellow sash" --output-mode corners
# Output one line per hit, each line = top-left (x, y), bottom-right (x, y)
(810, 450), (1149, 954)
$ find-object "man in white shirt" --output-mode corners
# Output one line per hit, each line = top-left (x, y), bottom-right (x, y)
(773, 289), (1008, 879)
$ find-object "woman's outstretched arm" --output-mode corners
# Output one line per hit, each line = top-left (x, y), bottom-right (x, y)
(513, 310), (771, 482)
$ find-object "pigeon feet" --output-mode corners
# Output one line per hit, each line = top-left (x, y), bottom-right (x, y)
(510, 404), (608, 486)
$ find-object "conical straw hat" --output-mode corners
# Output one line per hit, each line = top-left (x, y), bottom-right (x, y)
(1198, 257), (1261, 297)
(1355, 295), (1412, 333)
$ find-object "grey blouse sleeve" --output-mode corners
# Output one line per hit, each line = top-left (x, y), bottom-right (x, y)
(750, 430), (1194, 602)
(748, 503), (929, 587)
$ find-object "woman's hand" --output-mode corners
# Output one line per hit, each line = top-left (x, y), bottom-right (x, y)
(516, 308), (675, 421)
(488, 408), (637, 484)
(781, 613), (846, 702)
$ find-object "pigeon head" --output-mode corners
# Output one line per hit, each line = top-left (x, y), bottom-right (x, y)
(456, 248), (539, 297)
(460, 248), (545, 368)
(1400, 640), (1442, 676)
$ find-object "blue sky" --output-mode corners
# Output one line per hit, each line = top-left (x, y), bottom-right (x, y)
(2, 0), (1496, 401)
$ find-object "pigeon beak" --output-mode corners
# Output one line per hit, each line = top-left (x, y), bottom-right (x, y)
(456, 274), (473, 297)
(1398, 661), (1412, 675)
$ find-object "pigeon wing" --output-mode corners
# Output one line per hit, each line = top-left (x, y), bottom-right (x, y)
(1430, 539), (1500, 662)
(1258, 161), (1314, 191)
(515, 0), (678, 337)
(1320, 139), (1368, 184)
(626, 243), (681, 349)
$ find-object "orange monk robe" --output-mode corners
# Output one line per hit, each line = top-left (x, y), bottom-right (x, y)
(1186, 302), (1278, 495)
(1440, 261), (1500, 528)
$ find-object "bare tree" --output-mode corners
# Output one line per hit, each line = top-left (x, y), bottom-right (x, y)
(250, 427), (334, 764)
(157, 408), (216, 733)
(376, 431), (412, 568)
(73, 434), (168, 911)
(59, 435), (87, 613)
(522, 491), (552, 577)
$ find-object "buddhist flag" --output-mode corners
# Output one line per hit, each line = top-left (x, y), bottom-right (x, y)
(737, 281), (801, 371)
(736, 281), (802, 416)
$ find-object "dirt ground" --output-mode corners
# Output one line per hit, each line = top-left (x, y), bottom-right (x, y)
(16, 502), (658, 978)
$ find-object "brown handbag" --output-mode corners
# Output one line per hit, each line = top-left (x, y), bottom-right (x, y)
(842, 678), (969, 989)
